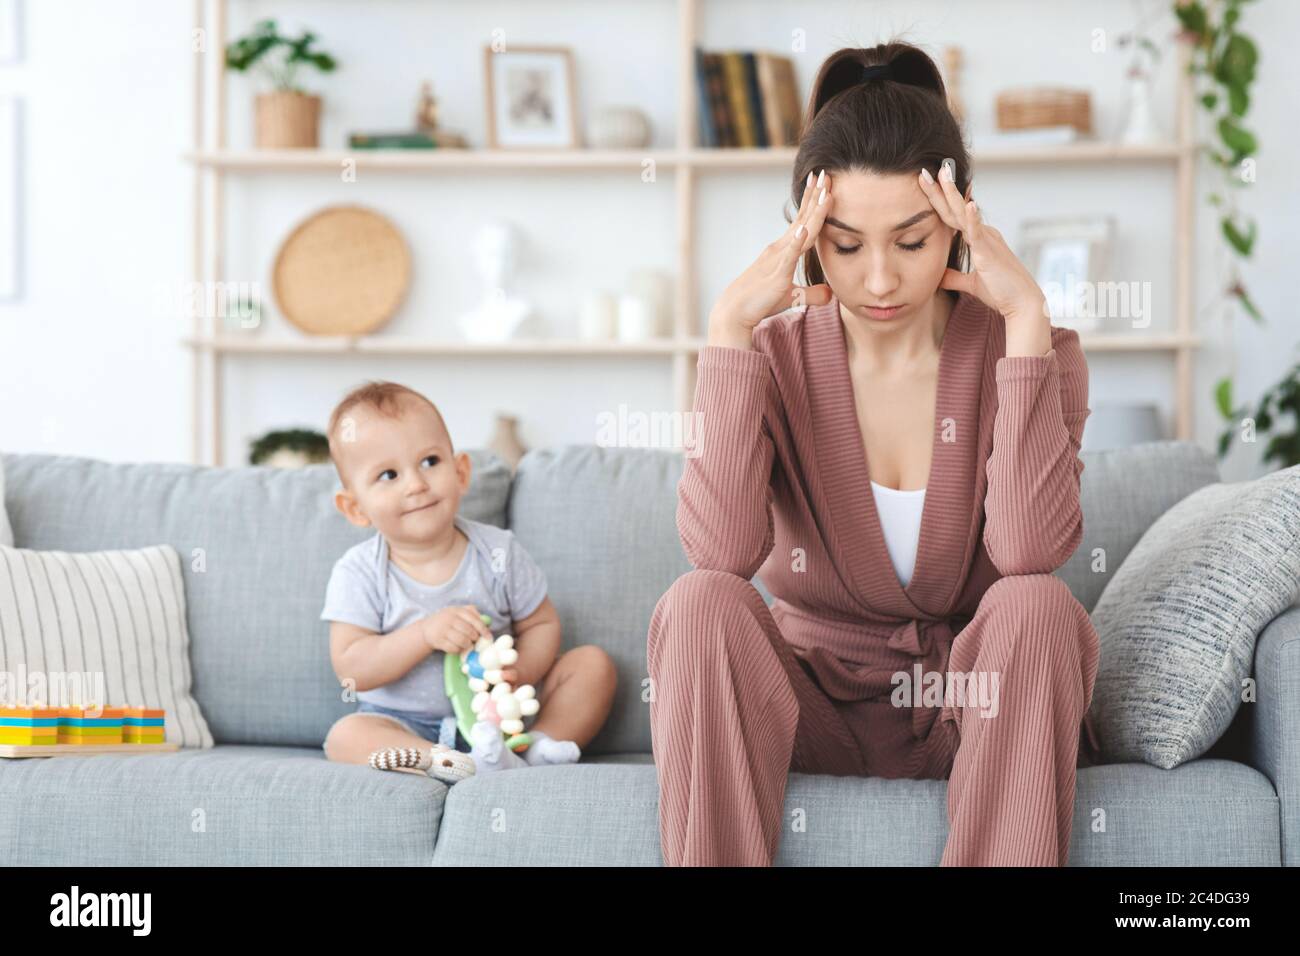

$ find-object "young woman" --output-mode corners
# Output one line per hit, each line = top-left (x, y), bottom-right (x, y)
(647, 41), (1102, 867)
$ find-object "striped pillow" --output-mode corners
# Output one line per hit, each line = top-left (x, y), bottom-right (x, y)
(0, 544), (213, 748)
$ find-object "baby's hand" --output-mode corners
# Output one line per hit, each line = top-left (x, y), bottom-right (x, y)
(421, 605), (492, 656)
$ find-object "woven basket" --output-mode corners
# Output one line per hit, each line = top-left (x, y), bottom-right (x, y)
(995, 87), (1092, 134)
(255, 91), (321, 148)
(272, 206), (411, 336)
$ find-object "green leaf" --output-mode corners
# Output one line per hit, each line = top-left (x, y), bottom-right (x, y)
(1215, 34), (1258, 86)
(1200, 92), (1218, 109)
(1175, 1), (1208, 37)
(1216, 429), (1232, 459)
(1236, 284), (1263, 322)
(1221, 216), (1254, 256)
(1218, 116), (1257, 158)
(1228, 84), (1249, 116)
(1214, 376), (1234, 419)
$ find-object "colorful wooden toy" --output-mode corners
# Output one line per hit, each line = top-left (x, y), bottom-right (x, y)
(0, 704), (175, 758)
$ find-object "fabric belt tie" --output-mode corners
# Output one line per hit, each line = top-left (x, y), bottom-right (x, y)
(886, 617), (956, 740)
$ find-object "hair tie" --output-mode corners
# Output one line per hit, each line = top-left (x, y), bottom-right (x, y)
(860, 62), (892, 83)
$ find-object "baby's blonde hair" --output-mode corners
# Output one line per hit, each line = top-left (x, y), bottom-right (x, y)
(326, 381), (452, 487)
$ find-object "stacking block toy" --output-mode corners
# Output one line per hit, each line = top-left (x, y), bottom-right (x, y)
(57, 706), (125, 745)
(0, 706), (61, 745)
(123, 707), (166, 744)
(0, 704), (170, 757)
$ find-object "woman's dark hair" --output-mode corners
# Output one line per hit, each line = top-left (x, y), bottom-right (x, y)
(791, 41), (971, 289)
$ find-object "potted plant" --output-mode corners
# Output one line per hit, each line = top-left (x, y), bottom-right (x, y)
(225, 19), (338, 148)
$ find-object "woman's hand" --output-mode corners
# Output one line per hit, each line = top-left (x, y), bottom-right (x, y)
(919, 159), (1051, 355)
(707, 169), (837, 347)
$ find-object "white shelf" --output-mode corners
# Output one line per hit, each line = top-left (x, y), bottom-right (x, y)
(181, 335), (706, 356)
(183, 141), (1190, 173)
(181, 331), (1196, 356)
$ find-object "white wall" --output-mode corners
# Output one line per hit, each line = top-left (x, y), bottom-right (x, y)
(1, 0), (1296, 479)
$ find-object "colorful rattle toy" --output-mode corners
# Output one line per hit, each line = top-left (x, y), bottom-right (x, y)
(444, 613), (538, 753)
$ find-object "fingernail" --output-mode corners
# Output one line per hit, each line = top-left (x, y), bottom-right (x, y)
(806, 170), (814, 189)
(817, 187), (826, 206)
(940, 158), (955, 182)
(816, 169), (826, 187)
(920, 167), (935, 185)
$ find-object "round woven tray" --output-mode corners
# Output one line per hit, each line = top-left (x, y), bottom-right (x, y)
(272, 205), (411, 336)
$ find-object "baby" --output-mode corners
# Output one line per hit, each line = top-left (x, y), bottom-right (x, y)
(320, 380), (616, 784)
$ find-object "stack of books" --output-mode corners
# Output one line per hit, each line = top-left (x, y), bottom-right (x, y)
(695, 47), (802, 148)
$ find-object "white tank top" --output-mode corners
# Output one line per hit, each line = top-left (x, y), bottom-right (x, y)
(870, 480), (926, 588)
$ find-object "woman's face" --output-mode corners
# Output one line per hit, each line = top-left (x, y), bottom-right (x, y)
(813, 168), (960, 325)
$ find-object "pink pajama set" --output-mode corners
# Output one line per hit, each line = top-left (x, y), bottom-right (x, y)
(647, 291), (1103, 866)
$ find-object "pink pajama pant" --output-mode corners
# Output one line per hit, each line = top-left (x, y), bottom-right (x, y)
(646, 568), (1102, 866)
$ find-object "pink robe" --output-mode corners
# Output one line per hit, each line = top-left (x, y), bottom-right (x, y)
(648, 290), (1103, 866)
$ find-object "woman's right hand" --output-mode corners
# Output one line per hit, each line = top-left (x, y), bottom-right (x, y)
(421, 605), (493, 656)
(707, 168), (835, 347)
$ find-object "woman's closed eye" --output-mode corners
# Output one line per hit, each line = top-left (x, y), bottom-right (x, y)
(833, 237), (928, 255)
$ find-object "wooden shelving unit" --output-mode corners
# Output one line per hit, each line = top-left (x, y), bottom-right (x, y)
(185, 0), (1199, 465)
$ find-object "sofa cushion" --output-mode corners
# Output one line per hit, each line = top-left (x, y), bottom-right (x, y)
(1088, 464), (1300, 769)
(1055, 440), (1220, 613)
(430, 757), (1278, 866)
(0, 744), (447, 865)
(507, 446), (693, 755)
(0, 456), (13, 547)
(0, 450), (512, 747)
(0, 543), (214, 748)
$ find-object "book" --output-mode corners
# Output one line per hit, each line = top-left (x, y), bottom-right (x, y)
(348, 131), (437, 149)
(695, 49), (802, 149)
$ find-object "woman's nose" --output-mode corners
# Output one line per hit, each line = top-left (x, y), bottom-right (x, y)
(863, 250), (899, 295)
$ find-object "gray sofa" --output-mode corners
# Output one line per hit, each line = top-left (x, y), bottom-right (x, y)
(0, 440), (1295, 866)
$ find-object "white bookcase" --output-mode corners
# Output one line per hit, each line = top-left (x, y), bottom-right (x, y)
(184, 0), (1199, 465)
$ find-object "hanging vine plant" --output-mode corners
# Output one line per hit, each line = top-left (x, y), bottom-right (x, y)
(1173, 1), (1284, 464)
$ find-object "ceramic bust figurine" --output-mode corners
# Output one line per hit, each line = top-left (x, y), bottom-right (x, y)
(456, 221), (536, 342)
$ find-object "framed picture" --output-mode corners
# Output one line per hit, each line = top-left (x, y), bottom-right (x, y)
(1017, 216), (1115, 332)
(484, 45), (579, 149)
(0, 97), (20, 301)
(0, 0), (21, 65)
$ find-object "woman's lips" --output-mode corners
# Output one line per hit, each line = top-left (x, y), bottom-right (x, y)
(864, 304), (904, 318)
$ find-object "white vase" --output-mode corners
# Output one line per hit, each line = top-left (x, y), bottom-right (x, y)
(1119, 74), (1162, 144)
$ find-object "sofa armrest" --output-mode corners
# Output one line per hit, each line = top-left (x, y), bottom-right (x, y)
(1245, 603), (1300, 866)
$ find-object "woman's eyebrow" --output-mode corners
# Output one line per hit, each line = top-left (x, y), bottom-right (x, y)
(825, 209), (935, 234)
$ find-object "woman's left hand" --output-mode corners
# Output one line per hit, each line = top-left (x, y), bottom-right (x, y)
(918, 160), (1050, 346)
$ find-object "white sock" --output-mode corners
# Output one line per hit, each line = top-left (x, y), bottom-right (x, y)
(523, 729), (581, 767)
(469, 720), (528, 773)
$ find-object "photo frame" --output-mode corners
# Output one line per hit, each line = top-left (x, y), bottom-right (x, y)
(484, 45), (579, 149)
(1017, 216), (1115, 332)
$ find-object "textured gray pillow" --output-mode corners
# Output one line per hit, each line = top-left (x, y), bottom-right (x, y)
(1087, 464), (1300, 769)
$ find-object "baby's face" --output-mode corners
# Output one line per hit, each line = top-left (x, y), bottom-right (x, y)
(334, 400), (470, 545)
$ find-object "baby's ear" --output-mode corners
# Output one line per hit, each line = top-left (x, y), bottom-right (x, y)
(456, 451), (473, 488)
(333, 489), (371, 528)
